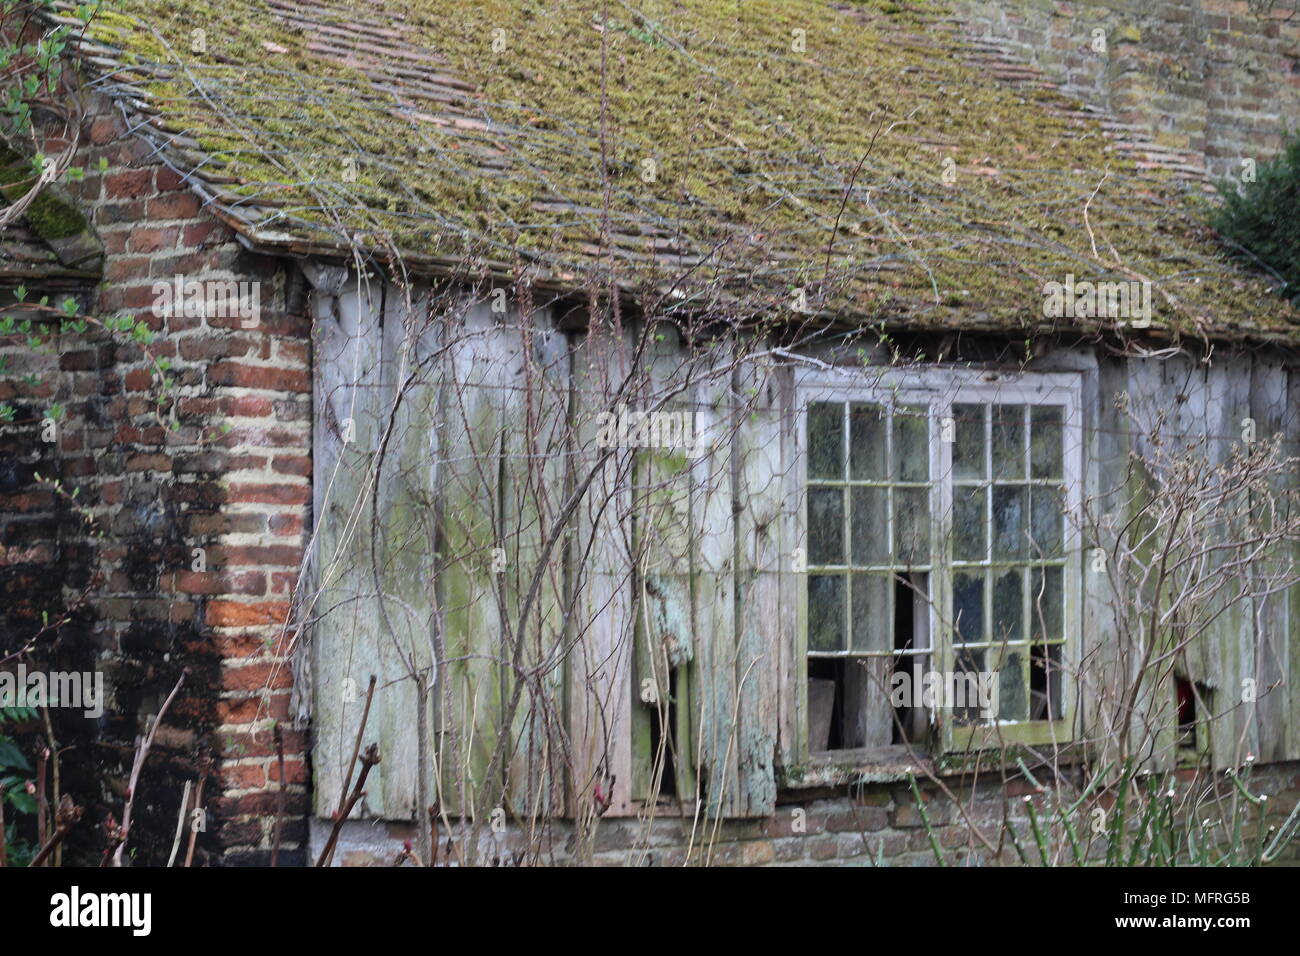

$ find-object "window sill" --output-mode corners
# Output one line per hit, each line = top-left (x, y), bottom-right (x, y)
(780, 746), (935, 789)
(948, 718), (1072, 750)
(780, 729), (1088, 790)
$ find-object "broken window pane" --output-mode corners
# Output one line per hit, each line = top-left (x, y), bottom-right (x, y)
(893, 405), (928, 482)
(850, 402), (886, 480)
(850, 486), (888, 565)
(952, 403), (985, 480)
(890, 653), (929, 745)
(992, 568), (1023, 643)
(893, 486), (930, 566)
(992, 485), (1027, 560)
(1030, 642), (1062, 720)
(808, 575), (845, 651)
(1030, 566), (1063, 640)
(807, 660), (839, 751)
(953, 571), (984, 644)
(808, 486), (844, 564)
(1030, 406), (1063, 479)
(992, 404), (1025, 480)
(851, 573), (891, 653)
(808, 402), (843, 480)
(897, 572), (931, 651)
(953, 486), (987, 561)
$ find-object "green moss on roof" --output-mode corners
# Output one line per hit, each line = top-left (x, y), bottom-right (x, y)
(0, 144), (90, 241)
(68, 0), (1300, 340)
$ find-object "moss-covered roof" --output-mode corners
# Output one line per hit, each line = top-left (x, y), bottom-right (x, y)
(55, 0), (1300, 343)
(0, 144), (103, 284)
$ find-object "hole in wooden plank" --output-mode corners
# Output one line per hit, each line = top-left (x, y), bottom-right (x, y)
(647, 666), (679, 799)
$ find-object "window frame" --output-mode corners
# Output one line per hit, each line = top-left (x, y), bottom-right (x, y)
(793, 367), (1084, 766)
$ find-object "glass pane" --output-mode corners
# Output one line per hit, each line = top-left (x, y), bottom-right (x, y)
(849, 403), (886, 480)
(893, 486), (930, 567)
(1030, 642), (1063, 720)
(893, 405), (928, 482)
(1030, 566), (1064, 640)
(953, 486), (987, 562)
(1030, 406), (1063, 479)
(953, 571), (984, 644)
(992, 568), (1023, 643)
(953, 403), (985, 480)
(954, 649), (987, 724)
(996, 649), (1027, 722)
(807, 575), (845, 651)
(992, 404), (1025, 480)
(850, 486), (888, 565)
(808, 486), (844, 565)
(851, 573), (891, 652)
(1030, 485), (1063, 558)
(808, 402), (843, 480)
(992, 485), (1028, 560)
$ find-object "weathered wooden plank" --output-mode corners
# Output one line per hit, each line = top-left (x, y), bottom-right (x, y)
(365, 288), (440, 818)
(1249, 353), (1288, 763)
(435, 302), (510, 816)
(1167, 355), (1216, 699)
(1288, 366), (1300, 764)
(568, 320), (636, 815)
(501, 306), (571, 817)
(1081, 353), (1120, 759)
(1208, 353), (1257, 769)
(1121, 357), (1172, 772)
(731, 345), (780, 815)
(312, 278), (418, 817)
(630, 323), (697, 803)
(691, 342), (740, 817)
(774, 363), (799, 772)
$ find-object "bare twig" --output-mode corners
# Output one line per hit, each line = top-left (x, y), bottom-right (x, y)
(31, 795), (82, 868)
(184, 760), (209, 868)
(316, 744), (381, 867)
(114, 669), (187, 866)
(35, 747), (48, 855)
(338, 675), (376, 804)
(166, 779), (192, 868)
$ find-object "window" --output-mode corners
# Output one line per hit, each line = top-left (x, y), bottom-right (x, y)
(805, 401), (934, 751)
(799, 371), (1081, 759)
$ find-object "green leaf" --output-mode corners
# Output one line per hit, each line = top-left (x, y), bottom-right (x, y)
(0, 739), (31, 772)
(6, 788), (37, 815)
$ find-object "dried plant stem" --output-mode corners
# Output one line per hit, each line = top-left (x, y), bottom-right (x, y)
(114, 669), (187, 866)
(316, 744), (381, 867)
(184, 766), (208, 868)
(166, 779), (193, 867)
(31, 795), (82, 867)
(339, 675), (376, 801)
(35, 747), (48, 854)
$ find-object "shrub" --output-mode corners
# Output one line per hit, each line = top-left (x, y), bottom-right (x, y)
(1213, 135), (1300, 301)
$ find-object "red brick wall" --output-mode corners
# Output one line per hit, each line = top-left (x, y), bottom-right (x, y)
(956, 0), (1300, 179)
(6, 95), (313, 865)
